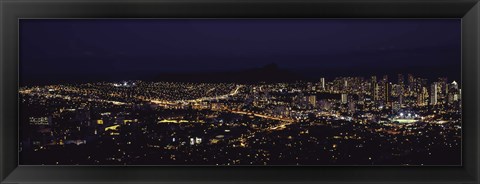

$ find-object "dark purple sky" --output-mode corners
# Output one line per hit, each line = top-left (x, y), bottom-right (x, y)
(19, 19), (461, 84)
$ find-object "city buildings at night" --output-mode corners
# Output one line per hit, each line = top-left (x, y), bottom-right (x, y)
(19, 19), (461, 165)
(19, 75), (461, 165)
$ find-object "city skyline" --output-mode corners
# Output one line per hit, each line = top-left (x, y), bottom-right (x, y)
(20, 74), (461, 165)
(19, 19), (461, 165)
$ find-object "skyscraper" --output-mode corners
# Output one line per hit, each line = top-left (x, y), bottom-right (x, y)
(417, 87), (429, 106)
(398, 93), (403, 106)
(431, 82), (438, 106)
(448, 81), (460, 104)
(344, 80), (348, 91)
(438, 77), (448, 105)
(380, 75), (389, 106)
(320, 78), (325, 91)
(397, 74), (404, 106)
(384, 82), (390, 107)
(308, 95), (317, 107)
(371, 76), (377, 101)
(341, 93), (348, 104)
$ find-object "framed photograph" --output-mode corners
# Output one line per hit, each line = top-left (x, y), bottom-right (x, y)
(1, 0), (479, 183)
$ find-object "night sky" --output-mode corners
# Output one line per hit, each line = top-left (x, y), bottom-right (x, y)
(19, 19), (461, 85)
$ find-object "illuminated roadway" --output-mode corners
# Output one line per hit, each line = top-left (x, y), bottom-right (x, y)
(147, 85), (296, 123)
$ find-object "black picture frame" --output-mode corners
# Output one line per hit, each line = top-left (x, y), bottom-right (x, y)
(1, 0), (479, 183)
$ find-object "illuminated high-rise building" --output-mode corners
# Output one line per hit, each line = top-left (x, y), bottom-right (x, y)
(416, 93), (422, 106)
(438, 77), (448, 92)
(431, 82), (438, 106)
(417, 87), (429, 106)
(320, 78), (325, 91)
(445, 83), (449, 95)
(384, 82), (390, 107)
(448, 93), (455, 104)
(448, 81), (460, 104)
(308, 95), (317, 107)
(437, 77), (448, 104)
(341, 93), (348, 104)
(371, 76), (377, 101)
(379, 75), (389, 106)
(344, 80), (348, 91)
